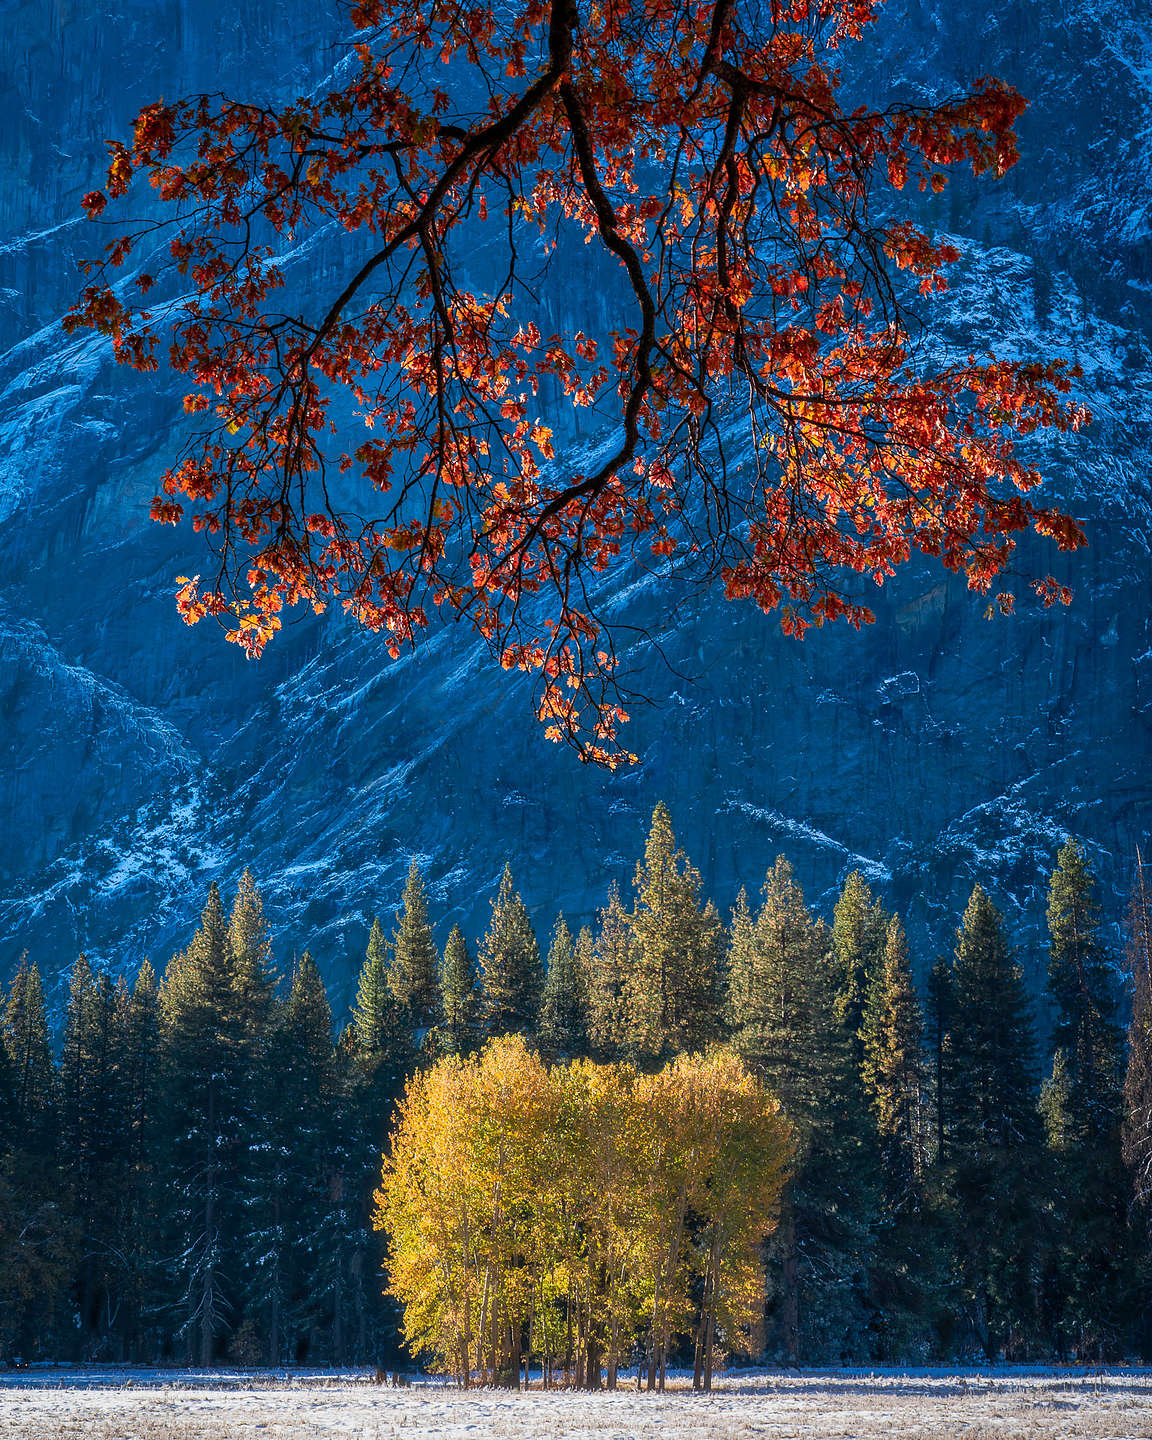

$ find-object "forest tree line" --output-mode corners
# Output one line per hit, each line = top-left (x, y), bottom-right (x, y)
(1, 802), (1151, 1367)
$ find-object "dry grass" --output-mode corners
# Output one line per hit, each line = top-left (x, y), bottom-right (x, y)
(1, 1369), (1150, 1439)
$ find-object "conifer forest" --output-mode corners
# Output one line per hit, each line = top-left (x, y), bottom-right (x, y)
(2, 804), (1150, 1379)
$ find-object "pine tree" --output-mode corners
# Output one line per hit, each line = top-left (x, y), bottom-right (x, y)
(728, 857), (876, 1362)
(351, 916), (416, 1080)
(433, 925), (481, 1058)
(478, 864), (543, 1038)
(1124, 851), (1152, 1208)
(119, 959), (162, 1361)
(223, 873), (291, 1366)
(318, 1029), (367, 1364)
(950, 887), (1038, 1155)
(0, 1025), (17, 1357)
(5, 956), (57, 1159)
(725, 888), (755, 1033)
(622, 803), (723, 1063)
(583, 886), (632, 1061)
(727, 859), (837, 1117)
(228, 867), (277, 1035)
(1038, 840), (1128, 1359)
(353, 920), (391, 1051)
(0, 1016), (13, 1160)
(539, 916), (587, 1061)
(0, 1018), (20, 1359)
(226, 870), (283, 1356)
(946, 884), (1041, 1357)
(240, 976), (292, 1368)
(259, 952), (338, 1364)
(0, 957), (64, 1358)
(832, 870), (890, 1068)
(60, 955), (98, 1173)
(572, 924), (598, 1045)
(858, 916), (941, 1356)
(1123, 851), (1152, 1356)
(344, 919), (417, 1363)
(861, 916), (926, 1200)
(60, 955), (128, 1355)
(925, 957), (952, 1166)
(347, 916), (413, 1168)
(388, 860), (441, 1031)
(1042, 840), (1123, 1149)
(0, 1025), (14, 1324)
(159, 882), (249, 1365)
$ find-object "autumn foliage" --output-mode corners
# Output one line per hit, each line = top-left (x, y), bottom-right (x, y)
(67, 0), (1087, 762)
(375, 1036), (790, 1388)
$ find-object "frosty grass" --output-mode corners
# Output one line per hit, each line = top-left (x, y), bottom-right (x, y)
(1, 1367), (1149, 1439)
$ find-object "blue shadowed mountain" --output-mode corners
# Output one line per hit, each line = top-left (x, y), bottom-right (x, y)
(0, 0), (1148, 1016)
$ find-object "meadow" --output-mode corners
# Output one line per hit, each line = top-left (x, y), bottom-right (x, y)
(1, 1368), (1149, 1440)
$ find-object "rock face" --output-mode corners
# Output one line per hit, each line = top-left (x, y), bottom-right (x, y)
(0, 0), (1148, 1013)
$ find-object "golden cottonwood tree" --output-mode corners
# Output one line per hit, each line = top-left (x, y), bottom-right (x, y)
(375, 1035), (789, 1388)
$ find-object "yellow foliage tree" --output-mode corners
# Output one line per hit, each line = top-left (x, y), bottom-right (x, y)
(375, 1036), (790, 1390)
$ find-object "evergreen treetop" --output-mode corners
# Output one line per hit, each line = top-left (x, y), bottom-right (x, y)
(4, 955), (57, 1156)
(478, 864), (543, 1039)
(123, 958), (161, 1160)
(388, 860), (441, 1030)
(352, 918), (395, 1056)
(61, 954), (123, 1196)
(949, 883), (1039, 1154)
(725, 887), (756, 1030)
(228, 869), (277, 1032)
(435, 925), (481, 1058)
(276, 951), (339, 1157)
(348, 918), (413, 1101)
(729, 856), (847, 1136)
(285, 953), (335, 1057)
(831, 870), (890, 1065)
(584, 885), (632, 1062)
(539, 916), (587, 1061)
(860, 915), (926, 1194)
(624, 803), (723, 1063)
(1043, 839), (1122, 1151)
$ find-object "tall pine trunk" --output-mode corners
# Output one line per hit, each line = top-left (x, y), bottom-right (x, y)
(199, 1178), (215, 1367)
(780, 1200), (799, 1365)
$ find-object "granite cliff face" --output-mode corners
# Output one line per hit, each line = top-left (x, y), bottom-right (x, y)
(0, 0), (1148, 1013)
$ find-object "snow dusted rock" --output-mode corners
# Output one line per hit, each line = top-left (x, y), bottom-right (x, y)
(0, 0), (1148, 1008)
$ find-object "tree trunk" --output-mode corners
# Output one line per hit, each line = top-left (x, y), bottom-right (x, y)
(694, 1223), (722, 1392)
(355, 1254), (367, 1362)
(584, 1334), (602, 1390)
(332, 1248), (344, 1365)
(269, 1195), (281, 1367)
(780, 1200), (799, 1366)
(650, 1189), (687, 1391)
(199, 1178), (215, 1368)
(564, 1281), (573, 1388)
(477, 1263), (491, 1383)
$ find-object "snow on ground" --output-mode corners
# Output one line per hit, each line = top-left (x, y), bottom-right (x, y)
(0, 1368), (1150, 1440)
